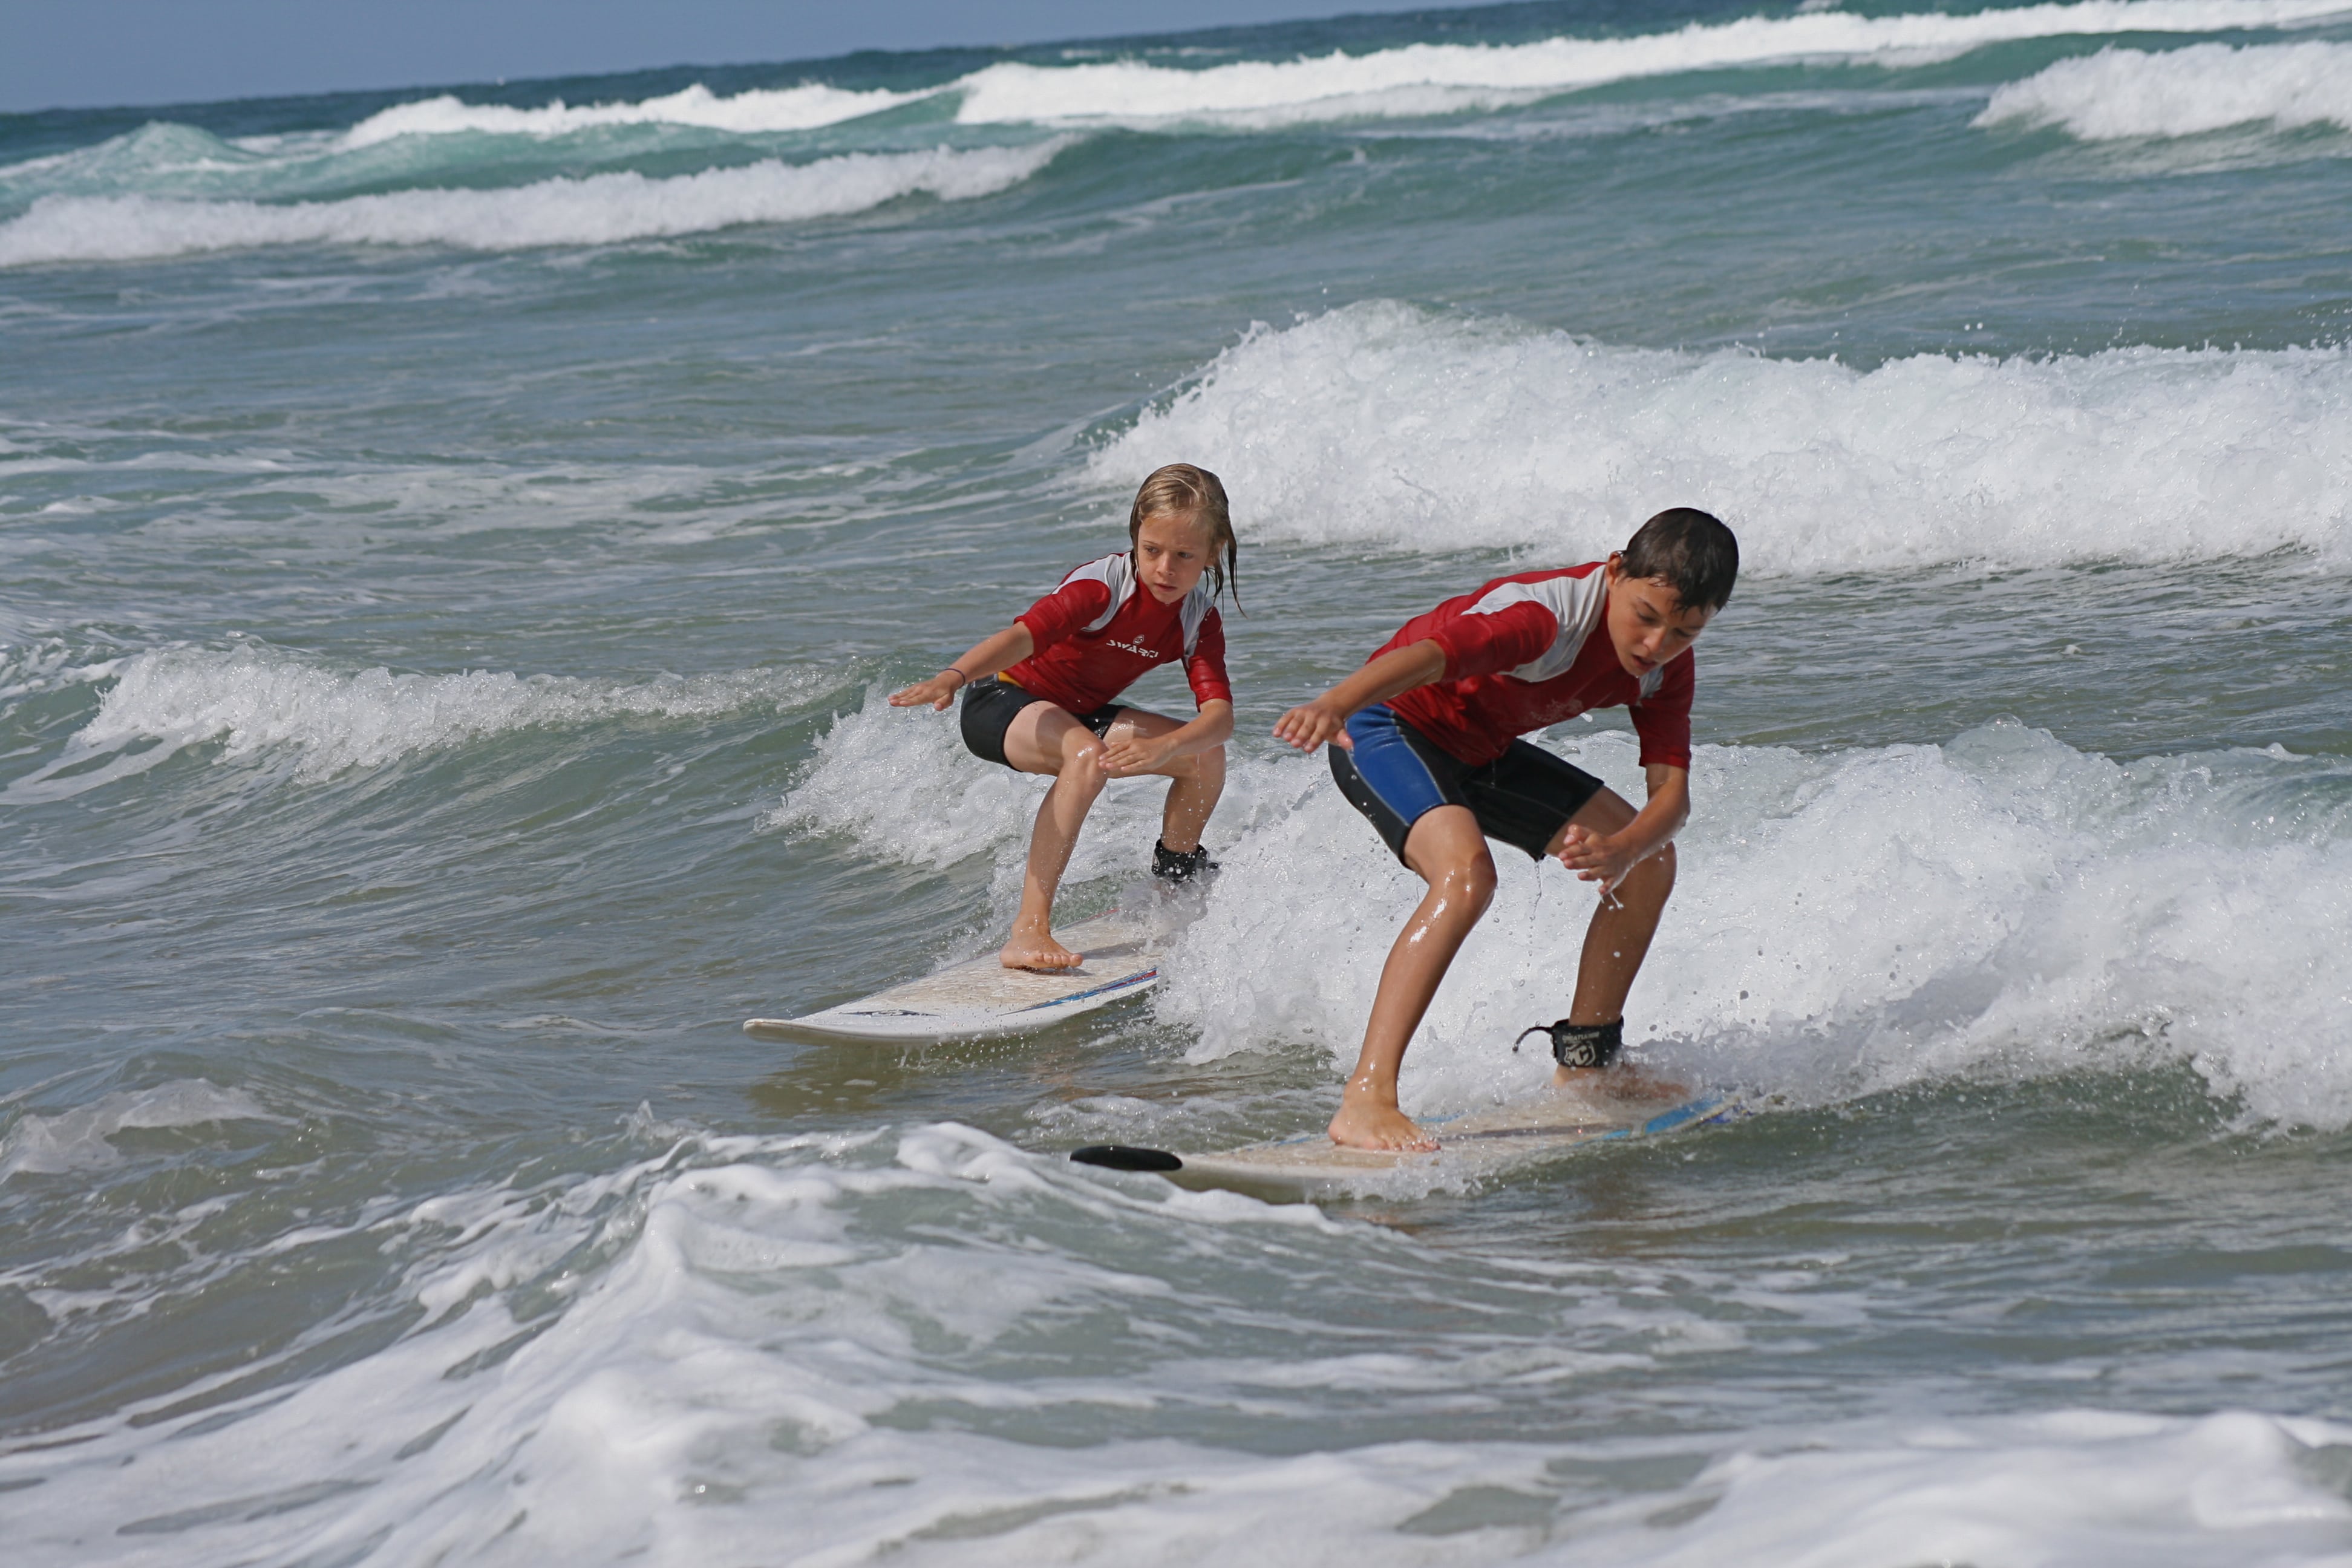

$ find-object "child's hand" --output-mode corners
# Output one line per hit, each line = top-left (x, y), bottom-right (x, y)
(888, 672), (964, 712)
(1273, 699), (1352, 753)
(1096, 733), (1171, 776)
(1554, 824), (1637, 895)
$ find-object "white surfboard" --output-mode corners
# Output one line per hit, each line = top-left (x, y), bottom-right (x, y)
(1071, 1083), (1744, 1201)
(744, 909), (1165, 1043)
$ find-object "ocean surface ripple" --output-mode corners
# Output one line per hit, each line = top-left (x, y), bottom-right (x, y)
(5, 2), (2352, 1563)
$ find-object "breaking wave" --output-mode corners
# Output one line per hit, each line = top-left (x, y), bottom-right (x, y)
(1979, 41), (2352, 140)
(950, 0), (2352, 126)
(1092, 301), (2352, 573)
(0, 140), (1067, 264)
(2, 645), (841, 802)
(339, 82), (922, 146)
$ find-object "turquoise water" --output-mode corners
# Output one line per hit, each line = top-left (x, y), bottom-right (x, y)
(5, 2), (2352, 1561)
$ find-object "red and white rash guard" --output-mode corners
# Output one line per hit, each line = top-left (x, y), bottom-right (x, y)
(1377, 564), (1694, 768)
(1004, 552), (1232, 715)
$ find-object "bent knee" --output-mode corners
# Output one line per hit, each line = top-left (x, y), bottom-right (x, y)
(1442, 854), (1499, 912)
(1638, 841), (1677, 895)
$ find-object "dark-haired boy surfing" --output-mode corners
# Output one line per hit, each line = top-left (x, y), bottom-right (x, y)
(1273, 508), (1740, 1151)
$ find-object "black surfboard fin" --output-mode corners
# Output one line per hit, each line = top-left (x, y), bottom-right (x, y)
(1071, 1145), (1183, 1172)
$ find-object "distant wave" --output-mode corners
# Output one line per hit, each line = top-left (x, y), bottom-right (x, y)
(1093, 301), (2352, 573)
(340, 82), (922, 146)
(1, 648), (842, 802)
(108, 0), (2352, 166)
(952, 0), (2352, 126)
(0, 140), (1066, 264)
(1978, 41), (2352, 139)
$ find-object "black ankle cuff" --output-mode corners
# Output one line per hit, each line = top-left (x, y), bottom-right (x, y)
(1152, 839), (1216, 882)
(1515, 1018), (1622, 1069)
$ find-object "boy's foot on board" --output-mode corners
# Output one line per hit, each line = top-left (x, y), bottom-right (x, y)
(1000, 929), (1083, 970)
(1551, 1065), (1691, 1103)
(1327, 1099), (1439, 1152)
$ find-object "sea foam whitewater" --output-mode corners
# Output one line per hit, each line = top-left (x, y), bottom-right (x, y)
(1094, 302), (2352, 570)
(2, 645), (842, 800)
(0, 140), (1067, 263)
(7, 2), (2352, 1564)
(951, 0), (2352, 125)
(1979, 40), (2352, 138)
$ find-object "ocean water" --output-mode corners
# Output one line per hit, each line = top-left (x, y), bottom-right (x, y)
(5, 0), (2352, 1560)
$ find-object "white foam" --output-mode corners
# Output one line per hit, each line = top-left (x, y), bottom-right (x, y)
(2, 644), (841, 802)
(1093, 301), (2352, 572)
(1569, 1409), (2352, 1566)
(7, 1115), (2351, 1564)
(341, 82), (923, 148)
(1, 1081), (277, 1180)
(770, 665), (2352, 1131)
(1157, 722), (2352, 1131)
(768, 683), (1299, 913)
(954, 0), (2352, 126)
(0, 140), (1068, 265)
(1979, 41), (2352, 139)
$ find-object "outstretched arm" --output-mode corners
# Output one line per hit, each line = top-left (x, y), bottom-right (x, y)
(889, 624), (1036, 711)
(1271, 639), (1448, 753)
(1555, 763), (1688, 894)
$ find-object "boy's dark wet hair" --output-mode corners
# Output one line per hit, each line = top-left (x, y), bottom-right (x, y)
(1620, 507), (1738, 612)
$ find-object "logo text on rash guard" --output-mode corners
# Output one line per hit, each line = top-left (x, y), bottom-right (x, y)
(1106, 638), (1158, 658)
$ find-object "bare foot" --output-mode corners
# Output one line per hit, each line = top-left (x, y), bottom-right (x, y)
(1000, 929), (1083, 971)
(1552, 1065), (1690, 1103)
(1328, 1099), (1439, 1152)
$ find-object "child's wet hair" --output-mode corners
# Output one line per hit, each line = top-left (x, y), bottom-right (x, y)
(1621, 507), (1738, 612)
(1129, 463), (1238, 606)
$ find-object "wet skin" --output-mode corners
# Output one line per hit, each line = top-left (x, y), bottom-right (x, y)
(889, 511), (1234, 970)
(1272, 558), (1717, 1150)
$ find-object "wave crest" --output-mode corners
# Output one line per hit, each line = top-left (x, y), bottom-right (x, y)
(340, 82), (922, 147)
(954, 0), (2352, 126)
(1979, 41), (2352, 140)
(0, 140), (1067, 264)
(2, 645), (841, 802)
(1092, 301), (2352, 573)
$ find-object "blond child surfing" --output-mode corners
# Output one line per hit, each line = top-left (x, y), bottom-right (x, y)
(892, 463), (1240, 971)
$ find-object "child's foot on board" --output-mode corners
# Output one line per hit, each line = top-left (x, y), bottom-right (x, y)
(1551, 1065), (1691, 1103)
(1000, 927), (1084, 971)
(1328, 1096), (1439, 1152)
(1152, 839), (1218, 883)
(1520, 1017), (1686, 1102)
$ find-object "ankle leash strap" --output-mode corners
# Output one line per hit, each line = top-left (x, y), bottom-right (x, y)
(1512, 1018), (1624, 1069)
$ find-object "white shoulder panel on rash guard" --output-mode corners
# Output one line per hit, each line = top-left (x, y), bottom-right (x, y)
(1462, 570), (1609, 684)
(1064, 552), (1212, 658)
(1178, 581), (1212, 659)
(1064, 553), (1137, 633)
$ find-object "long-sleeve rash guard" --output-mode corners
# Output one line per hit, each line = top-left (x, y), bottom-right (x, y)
(1377, 563), (1694, 768)
(1003, 552), (1232, 715)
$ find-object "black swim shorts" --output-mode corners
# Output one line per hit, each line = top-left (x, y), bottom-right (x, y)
(959, 676), (1125, 769)
(1329, 703), (1607, 864)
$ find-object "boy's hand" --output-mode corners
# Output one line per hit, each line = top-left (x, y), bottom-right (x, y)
(888, 672), (964, 712)
(1555, 824), (1639, 894)
(1273, 698), (1353, 753)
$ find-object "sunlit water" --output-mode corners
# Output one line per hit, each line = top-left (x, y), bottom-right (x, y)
(5, 2), (2352, 1561)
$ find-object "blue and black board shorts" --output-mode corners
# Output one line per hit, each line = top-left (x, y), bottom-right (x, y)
(1330, 704), (1607, 865)
(959, 676), (1124, 769)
